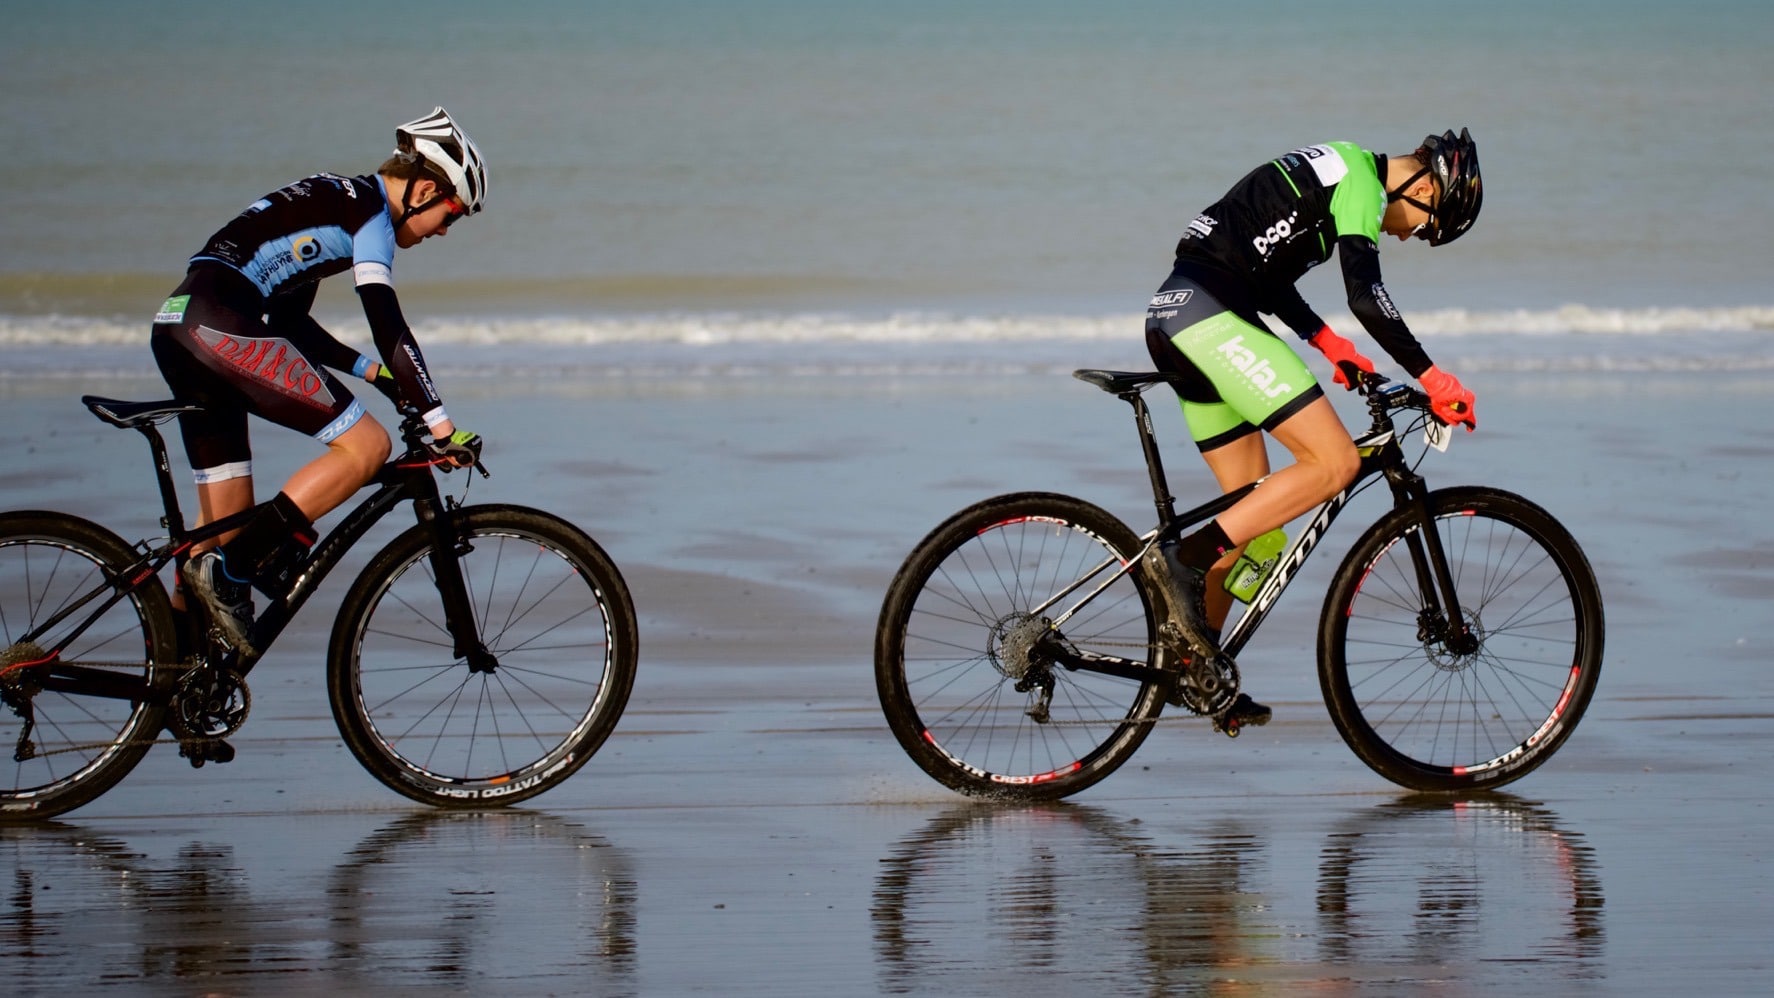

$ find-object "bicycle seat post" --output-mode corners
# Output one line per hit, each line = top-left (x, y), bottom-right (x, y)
(1122, 389), (1181, 531)
(134, 420), (190, 539)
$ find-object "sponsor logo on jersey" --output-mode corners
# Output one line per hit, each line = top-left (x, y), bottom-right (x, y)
(1370, 281), (1401, 321)
(154, 295), (190, 324)
(1288, 144), (1348, 186)
(292, 235), (323, 262)
(194, 325), (332, 404)
(1215, 334), (1294, 399)
(1251, 212), (1300, 257)
(1181, 213), (1216, 241)
(1150, 289), (1193, 308)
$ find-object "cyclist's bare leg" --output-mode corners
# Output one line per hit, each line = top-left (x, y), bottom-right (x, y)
(193, 477), (256, 548)
(1196, 433), (1271, 630)
(183, 419), (388, 622)
(185, 417), (388, 557)
(279, 417), (391, 521)
(1212, 397), (1358, 546)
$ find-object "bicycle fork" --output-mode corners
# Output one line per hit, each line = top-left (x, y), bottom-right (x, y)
(1388, 469), (1479, 655)
(417, 497), (497, 673)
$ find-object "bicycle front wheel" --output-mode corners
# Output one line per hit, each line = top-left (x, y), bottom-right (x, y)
(0, 512), (176, 821)
(875, 492), (1166, 800)
(327, 506), (638, 807)
(1319, 487), (1604, 792)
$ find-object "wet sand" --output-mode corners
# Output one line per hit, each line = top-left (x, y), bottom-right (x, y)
(3, 365), (1773, 995)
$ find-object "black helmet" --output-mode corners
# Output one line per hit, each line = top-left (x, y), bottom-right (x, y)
(1417, 127), (1482, 245)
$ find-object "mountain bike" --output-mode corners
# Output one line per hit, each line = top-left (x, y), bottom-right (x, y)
(875, 370), (1603, 799)
(1, 394), (638, 820)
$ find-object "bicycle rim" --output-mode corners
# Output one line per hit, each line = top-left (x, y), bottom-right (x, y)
(1321, 488), (1603, 791)
(332, 514), (635, 806)
(0, 523), (170, 819)
(877, 494), (1164, 800)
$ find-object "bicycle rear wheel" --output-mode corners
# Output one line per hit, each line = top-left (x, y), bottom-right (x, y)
(875, 492), (1166, 800)
(327, 506), (637, 807)
(1318, 487), (1604, 791)
(0, 512), (176, 821)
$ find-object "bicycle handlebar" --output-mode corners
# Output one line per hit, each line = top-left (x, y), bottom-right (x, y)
(380, 394), (490, 479)
(1354, 372), (1437, 422)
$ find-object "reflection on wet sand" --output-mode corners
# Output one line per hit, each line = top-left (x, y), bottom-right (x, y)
(872, 794), (1604, 992)
(1, 811), (637, 993)
(1315, 794), (1605, 973)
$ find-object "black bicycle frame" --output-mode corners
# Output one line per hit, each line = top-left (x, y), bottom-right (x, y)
(21, 409), (488, 703)
(1037, 378), (1471, 688)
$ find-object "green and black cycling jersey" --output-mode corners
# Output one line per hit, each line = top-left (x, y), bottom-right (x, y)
(1172, 142), (1431, 378)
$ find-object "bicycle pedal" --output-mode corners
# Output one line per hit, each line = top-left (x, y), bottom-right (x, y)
(1211, 694), (1271, 737)
(178, 738), (236, 768)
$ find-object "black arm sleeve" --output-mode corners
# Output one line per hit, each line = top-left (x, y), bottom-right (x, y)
(264, 283), (364, 374)
(1337, 235), (1433, 378)
(1267, 284), (1327, 341)
(356, 282), (444, 415)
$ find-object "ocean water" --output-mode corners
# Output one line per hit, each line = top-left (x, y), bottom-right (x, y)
(3, 0), (1773, 376)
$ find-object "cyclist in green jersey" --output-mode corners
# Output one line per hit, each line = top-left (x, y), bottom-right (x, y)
(1145, 129), (1483, 729)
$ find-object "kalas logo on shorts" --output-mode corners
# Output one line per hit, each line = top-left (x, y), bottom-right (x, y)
(1215, 335), (1293, 399)
(194, 325), (332, 404)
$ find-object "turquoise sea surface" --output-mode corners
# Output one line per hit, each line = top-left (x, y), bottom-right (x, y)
(2, 0), (1772, 370)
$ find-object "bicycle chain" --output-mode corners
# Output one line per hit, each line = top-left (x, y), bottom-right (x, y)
(8, 665), (251, 760)
(1022, 634), (1239, 725)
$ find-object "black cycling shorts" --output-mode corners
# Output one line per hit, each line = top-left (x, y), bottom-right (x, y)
(150, 274), (363, 477)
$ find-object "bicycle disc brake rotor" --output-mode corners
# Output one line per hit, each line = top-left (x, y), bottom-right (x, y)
(1426, 607), (1485, 670)
(171, 669), (252, 739)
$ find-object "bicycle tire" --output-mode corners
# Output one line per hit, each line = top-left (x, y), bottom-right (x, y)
(0, 511), (176, 821)
(1318, 487), (1604, 791)
(326, 505), (637, 807)
(875, 492), (1166, 800)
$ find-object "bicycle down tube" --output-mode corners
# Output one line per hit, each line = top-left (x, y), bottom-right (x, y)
(1038, 386), (1464, 687)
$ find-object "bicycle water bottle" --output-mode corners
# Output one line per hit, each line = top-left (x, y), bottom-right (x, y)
(1224, 529), (1287, 603)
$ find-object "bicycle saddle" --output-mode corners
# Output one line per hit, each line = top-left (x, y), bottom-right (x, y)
(82, 396), (201, 428)
(1072, 370), (1183, 394)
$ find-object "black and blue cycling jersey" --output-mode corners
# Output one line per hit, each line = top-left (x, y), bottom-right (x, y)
(151, 171), (450, 476)
(190, 172), (397, 300)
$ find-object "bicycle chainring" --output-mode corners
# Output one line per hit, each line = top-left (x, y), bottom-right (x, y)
(170, 668), (252, 739)
(1161, 625), (1239, 716)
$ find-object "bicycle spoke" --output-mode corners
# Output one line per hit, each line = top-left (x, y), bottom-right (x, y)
(330, 514), (634, 806)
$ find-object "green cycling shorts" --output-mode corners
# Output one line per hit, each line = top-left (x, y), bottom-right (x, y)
(1146, 288), (1323, 451)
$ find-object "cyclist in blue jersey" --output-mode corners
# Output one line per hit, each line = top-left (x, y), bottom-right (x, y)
(1144, 129), (1483, 732)
(151, 107), (488, 655)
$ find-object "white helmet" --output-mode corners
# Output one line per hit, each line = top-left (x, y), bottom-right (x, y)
(394, 106), (487, 215)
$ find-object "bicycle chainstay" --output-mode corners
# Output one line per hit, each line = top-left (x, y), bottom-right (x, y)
(1019, 627), (1240, 727)
(2, 657), (251, 761)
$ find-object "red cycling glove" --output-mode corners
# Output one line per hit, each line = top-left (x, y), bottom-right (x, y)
(1418, 365), (1476, 431)
(1307, 326), (1376, 390)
